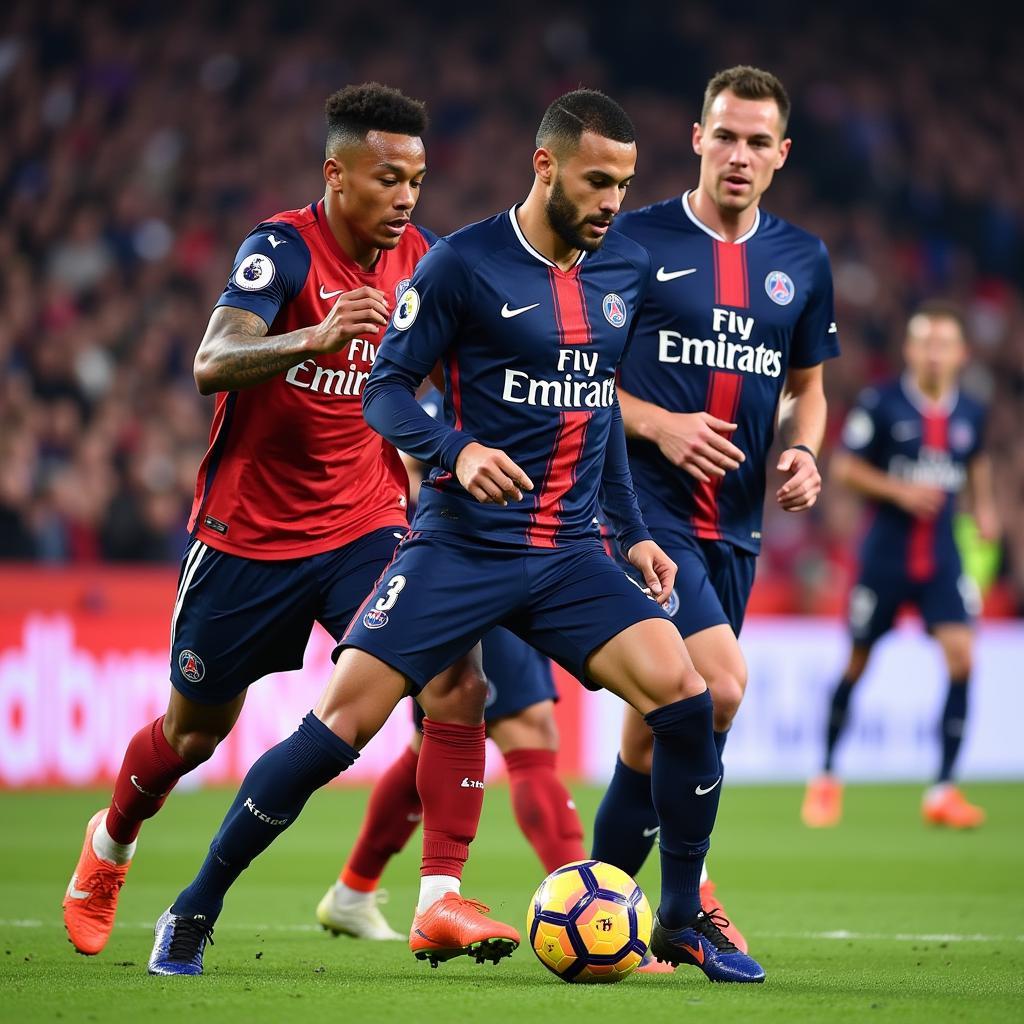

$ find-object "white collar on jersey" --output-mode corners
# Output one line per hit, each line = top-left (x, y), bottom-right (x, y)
(900, 371), (960, 415)
(508, 206), (587, 269)
(681, 190), (761, 244)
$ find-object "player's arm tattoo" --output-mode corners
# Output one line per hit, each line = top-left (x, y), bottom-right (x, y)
(193, 306), (313, 394)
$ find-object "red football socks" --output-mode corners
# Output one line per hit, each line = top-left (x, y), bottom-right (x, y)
(340, 744), (422, 891)
(105, 716), (190, 844)
(418, 718), (486, 878)
(504, 747), (586, 872)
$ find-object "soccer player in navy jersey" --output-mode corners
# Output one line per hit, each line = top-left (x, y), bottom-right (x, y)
(588, 66), (840, 957)
(149, 88), (766, 984)
(803, 302), (998, 830)
(63, 83), (503, 963)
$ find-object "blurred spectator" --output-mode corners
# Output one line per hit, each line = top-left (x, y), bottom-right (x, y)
(1, 0), (1021, 610)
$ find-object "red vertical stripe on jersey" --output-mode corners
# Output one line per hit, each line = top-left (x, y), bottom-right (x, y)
(527, 411), (591, 547)
(908, 411), (948, 582)
(432, 353), (463, 488)
(549, 267), (591, 345)
(691, 371), (744, 540)
(713, 240), (749, 307)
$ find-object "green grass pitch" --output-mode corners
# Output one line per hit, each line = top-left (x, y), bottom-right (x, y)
(2, 782), (1022, 1022)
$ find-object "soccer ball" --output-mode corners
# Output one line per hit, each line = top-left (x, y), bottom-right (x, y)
(526, 859), (652, 983)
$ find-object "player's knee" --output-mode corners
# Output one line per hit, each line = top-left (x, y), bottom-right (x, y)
(645, 664), (707, 709)
(420, 659), (488, 726)
(170, 729), (223, 768)
(947, 649), (972, 680)
(707, 671), (745, 731)
(494, 701), (559, 751)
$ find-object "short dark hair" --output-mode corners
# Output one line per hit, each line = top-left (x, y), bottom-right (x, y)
(536, 89), (635, 155)
(324, 83), (428, 155)
(910, 299), (967, 339)
(702, 65), (791, 136)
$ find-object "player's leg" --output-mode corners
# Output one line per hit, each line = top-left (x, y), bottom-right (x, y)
(522, 545), (763, 982)
(64, 541), (316, 956)
(803, 573), (899, 828)
(150, 532), (518, 974)
(483, 627), (586, 873)
(921, 569), (984, 827)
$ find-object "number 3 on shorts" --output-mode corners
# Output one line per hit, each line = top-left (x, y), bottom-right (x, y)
(375, 574), (407, 613)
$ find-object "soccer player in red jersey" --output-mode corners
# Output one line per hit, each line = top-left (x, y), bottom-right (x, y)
(63, 83), (504, 958)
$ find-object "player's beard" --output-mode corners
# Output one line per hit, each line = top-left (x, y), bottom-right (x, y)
(545, 177), (608, 253)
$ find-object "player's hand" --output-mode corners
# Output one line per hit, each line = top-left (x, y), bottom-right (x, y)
(455, 442), (534, 505)
(309, 286), (390, 352)
(626, 540), (677, 607)
(654, 411), (745, 483)
(895, 481), (946, 520)
(974, 505), (1000, 543)
(776, 448), (821, 512)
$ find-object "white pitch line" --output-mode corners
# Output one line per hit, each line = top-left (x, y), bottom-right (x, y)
(3, 920), (1022, 943)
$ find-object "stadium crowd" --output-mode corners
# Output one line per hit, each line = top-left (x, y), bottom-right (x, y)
(1, 0), (1022, 611)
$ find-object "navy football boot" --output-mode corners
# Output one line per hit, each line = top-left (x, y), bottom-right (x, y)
(650, 909), (765, 983)
(148, 909), (214, 976)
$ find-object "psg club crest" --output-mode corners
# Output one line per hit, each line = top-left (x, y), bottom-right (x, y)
(393, 286), (420, 331)
(765, 270), (795, 306)
(234, 253), (275, 291)
(603, 293), (627, 327)
(178, 649), (205, 683)
(949, 419), (974, 453)
(363, 608), (389, 629)
(665, 589), (680, 617)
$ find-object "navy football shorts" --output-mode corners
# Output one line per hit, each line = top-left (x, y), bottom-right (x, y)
(618, 530), (757, 639)
(340, 530), (668, 693)
(410, 625), (559, 732)
(848, 557), (980, 645)
(169, 526), (405, 704)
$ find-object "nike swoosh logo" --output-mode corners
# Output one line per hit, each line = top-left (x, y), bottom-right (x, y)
(642, 826), (661, 838)
(66, 874), (91, 900)
(679, 941), (704, 964)
(267, 234), (287, 248)
(320, 285), (344, 300)
(501, 302), (540, 318)
(656, 267), (697, 282)
(130, 774), (163, 798)
(695, 777), (722, 796)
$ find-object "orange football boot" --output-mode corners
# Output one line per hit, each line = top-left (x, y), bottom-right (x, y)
(409, 892), (519, 967)
(922, 786), (985, 829)
(636, 953), (676, 974)
(700, 878), (748, 954)
(801, 775), (844, 828)
(63, 809), (132, 955)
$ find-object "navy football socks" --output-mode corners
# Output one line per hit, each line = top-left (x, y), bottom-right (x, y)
(172, 713), (357, 922)
(938, 678), (969, 783)
(714, 728), (729, 762)
(591, 756), (659, 877)
(645, 690), (721, 929)
(823, 677), (856, 773)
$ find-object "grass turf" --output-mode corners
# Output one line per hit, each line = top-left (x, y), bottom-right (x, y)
(1, 782), (1022, 1023)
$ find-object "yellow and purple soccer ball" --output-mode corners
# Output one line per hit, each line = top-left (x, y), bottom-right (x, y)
(526, 859), (652, 983)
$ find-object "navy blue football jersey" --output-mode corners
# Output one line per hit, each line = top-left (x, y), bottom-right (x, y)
(842, 375), (986, 580)
(370, 207), (652, 550)
(614, 192), (840, 553)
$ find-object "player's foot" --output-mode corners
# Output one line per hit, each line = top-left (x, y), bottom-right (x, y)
(699, 878), (748, 953)
(635, 951), (675, 974)
(409, 892), (520, 968)
(62, 808), (132, 955)
(922, 784), (985, 829)
(147, 909), (214, 976)
(650, 910), (765, 983)
(801, 775), (844, 828)
(316, 883), (404, 940)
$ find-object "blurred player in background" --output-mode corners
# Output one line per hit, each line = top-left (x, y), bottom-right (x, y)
(317, 396), (585, 941)
(803, 302), (998, 829)
(589, 65), (839, 956)
(149, 88), (766, 984)
(64, 83), (497, 960)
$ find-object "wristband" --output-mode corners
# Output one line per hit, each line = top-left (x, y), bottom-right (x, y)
(790, 444), (817, 461)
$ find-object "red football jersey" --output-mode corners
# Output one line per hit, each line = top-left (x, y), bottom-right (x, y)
(187, 200), (430, 558)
